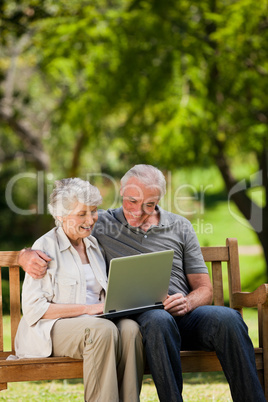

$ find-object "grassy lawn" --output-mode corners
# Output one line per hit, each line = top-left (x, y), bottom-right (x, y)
(162, 165), (263, 249)
(194, 200), (260, 248)
(0, 308), (258, 401)
(0, 372), (232, 401)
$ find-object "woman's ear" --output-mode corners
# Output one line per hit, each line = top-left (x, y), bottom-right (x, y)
(56, 216), (63, 226)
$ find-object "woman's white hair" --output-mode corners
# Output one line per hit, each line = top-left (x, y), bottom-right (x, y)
(48, 178), (102, 227)
(120, 164), (166, 199)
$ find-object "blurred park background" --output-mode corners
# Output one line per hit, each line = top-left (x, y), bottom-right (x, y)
(1, 0), (267, 281)
(0, 1), (267, 400)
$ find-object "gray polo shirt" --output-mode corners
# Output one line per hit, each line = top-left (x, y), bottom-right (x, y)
(93, 206), (208, 296)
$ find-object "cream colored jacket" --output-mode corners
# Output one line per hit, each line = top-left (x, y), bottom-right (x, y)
(15, 226), (108, 358)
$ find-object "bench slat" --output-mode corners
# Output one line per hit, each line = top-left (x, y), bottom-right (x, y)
(201, 246), (229, 262)
(0, 350), (263, 382)
(0, 270), (3, 352)
(0, 252), (20, 267)
(211, 261), (224, 306)
(226, 238), (242, 310)
(9, 268), (21, 353)
(0, 360), (83, 383)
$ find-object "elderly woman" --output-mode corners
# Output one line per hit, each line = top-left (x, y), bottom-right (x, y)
(15, 178), (144, 402)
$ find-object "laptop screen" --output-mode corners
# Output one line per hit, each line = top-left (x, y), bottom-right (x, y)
(100, 249), (174, 319)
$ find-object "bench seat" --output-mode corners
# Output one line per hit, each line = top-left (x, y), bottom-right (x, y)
(0, 239), (267, 398)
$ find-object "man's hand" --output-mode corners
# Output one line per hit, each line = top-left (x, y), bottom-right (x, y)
(163, 274), (213, 317)
(18, 249), (51, 279)
(163, 293), (191, 317)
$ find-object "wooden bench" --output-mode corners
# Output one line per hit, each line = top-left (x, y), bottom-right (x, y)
(0, 238), (267, 398)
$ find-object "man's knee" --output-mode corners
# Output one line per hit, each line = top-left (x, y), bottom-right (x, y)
(211, 306), (243, 326)
(219, 307), (247, 335)
(199, 306), (247, 336)
(136, 309), (178, 337)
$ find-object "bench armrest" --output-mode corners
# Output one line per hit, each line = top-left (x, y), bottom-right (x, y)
(232, 284), (268, 309)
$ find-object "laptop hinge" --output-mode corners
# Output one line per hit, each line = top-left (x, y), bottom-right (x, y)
(108, 310), (116, 313)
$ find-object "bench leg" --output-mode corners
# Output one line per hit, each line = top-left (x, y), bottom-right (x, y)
(0, 383), (7, 391)
(257, 370), (264, 391)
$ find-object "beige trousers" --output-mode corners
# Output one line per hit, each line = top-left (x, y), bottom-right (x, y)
(51, 315), (144, 402)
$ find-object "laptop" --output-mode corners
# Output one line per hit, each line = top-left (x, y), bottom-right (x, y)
(98, 249), (174, 319)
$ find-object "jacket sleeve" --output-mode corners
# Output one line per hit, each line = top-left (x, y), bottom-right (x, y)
(21, 237), (56, 327)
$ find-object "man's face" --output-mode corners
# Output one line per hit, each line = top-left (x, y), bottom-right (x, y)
(120, 177), (161, 227)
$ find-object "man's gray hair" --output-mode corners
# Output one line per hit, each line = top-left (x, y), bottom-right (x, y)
(48, 178), (102, 226)
(121, 164), (166, 199)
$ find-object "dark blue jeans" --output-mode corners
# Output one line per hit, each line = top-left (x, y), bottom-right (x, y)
(135, 306), (266, 402)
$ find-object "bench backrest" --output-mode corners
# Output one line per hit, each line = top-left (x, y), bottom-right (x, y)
(201, 238), (242, 309)
(0, 238), (242, 355)
(0, 251), (20, 356)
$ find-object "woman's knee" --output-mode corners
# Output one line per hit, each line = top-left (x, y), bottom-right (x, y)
(92, 318), (119, 342)
(116, 319), (144, 355)
(117, 318), (141, 339)
(52, 316), (119, 358)
(70, 316), (119, 351)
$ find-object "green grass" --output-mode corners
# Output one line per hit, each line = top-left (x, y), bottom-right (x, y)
(194, 200), (260, 247)
(0, 373), (232, 401)
(159, 165), (263, 248)
(204, 254), (266, 306)
(0, 309), (258, 401)
(239, 254), (266, 291)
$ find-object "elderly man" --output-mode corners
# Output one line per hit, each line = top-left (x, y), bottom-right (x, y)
(19, 164), (265, 402)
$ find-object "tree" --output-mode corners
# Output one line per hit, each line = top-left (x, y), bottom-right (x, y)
(96, 0), (268, 271)
(0, 0), (54, 170)
(0, 0), (267, 271)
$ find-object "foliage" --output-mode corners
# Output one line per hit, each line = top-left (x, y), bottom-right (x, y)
(1, 280), (10, 315)
(1, 0), (267, 172)
(0, 0), (267, 269)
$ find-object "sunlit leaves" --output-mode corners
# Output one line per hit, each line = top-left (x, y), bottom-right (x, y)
(1, 0), (267, 175)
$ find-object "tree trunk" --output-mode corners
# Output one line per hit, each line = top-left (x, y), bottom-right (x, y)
(257, 147), (268, 277)
(0, 110), (50, 171)
(215, 142), (268, 278)
(68, 131), (88, 177)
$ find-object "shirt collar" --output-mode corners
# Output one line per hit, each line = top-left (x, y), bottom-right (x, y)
(113, 206), (167, 229)
(158, 206), (174, 226)
(56, 226), (98, 252)
(113, 207), (128, 226)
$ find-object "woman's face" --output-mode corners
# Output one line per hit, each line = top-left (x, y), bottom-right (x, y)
(60, 202), (98, 242)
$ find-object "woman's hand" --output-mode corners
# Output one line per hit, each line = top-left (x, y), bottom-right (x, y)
(86, 303), (104, 316)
